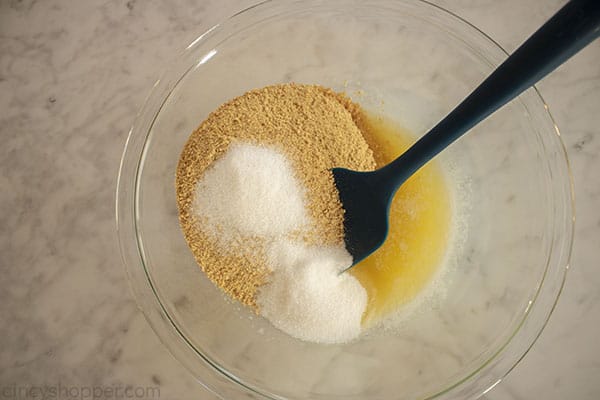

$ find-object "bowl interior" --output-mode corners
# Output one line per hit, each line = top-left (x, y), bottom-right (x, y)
(125, 1), (571, 399)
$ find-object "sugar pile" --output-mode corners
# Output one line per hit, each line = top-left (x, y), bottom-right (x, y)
(193, 142), (367, 344)
(194, 142), (308, 242)
(258, 241), (366, 344)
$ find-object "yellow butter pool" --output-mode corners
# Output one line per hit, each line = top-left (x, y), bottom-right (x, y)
(352, 113), (452, 324)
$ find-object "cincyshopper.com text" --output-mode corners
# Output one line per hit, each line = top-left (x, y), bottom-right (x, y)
(1, 384), (160, 400)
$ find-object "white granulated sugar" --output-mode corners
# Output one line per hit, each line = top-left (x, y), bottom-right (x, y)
(193, 142), (308, 240)
(193, 141), (368, 344)
(258, 241), (367, 344)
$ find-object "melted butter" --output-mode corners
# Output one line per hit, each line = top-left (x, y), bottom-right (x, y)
(351, 113), (452, 324)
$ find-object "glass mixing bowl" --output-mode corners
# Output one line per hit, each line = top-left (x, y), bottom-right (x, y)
(116, 1), (574, 399)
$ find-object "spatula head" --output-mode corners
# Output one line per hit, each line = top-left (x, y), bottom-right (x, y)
(331, 167), (391, 270)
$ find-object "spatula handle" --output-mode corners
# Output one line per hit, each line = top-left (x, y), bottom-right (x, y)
(379, 0), (600, 192)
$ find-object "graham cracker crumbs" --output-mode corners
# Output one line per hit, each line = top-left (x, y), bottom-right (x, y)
(176, 83), (376, 309)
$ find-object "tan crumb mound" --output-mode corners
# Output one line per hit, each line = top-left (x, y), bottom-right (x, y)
(176, 83), (376, 309)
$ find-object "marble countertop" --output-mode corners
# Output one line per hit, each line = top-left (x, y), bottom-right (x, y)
(1, 0), (598, 399)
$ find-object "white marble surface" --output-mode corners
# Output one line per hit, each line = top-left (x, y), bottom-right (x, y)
(1, 0), (598, 399)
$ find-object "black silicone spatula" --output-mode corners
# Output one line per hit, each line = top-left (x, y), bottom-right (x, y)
(333, 0), (599, 269)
